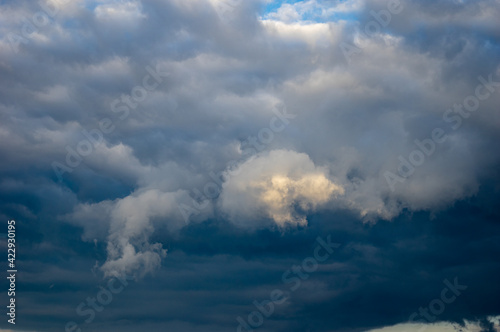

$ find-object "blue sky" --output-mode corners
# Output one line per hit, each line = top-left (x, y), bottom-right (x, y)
(262, 0), (359, 22)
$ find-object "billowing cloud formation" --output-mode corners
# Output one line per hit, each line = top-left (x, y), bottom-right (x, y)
(102, 189), (179, 277)
(220, 149), (344, 227)
(66, 186), (216, 277)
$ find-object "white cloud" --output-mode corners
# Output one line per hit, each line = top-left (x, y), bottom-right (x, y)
(220, 149), (344, 227)
(67, 185), (213, 278)
(366, 318), (500, 332)
(102, 189), (186, 278)
(94, 1), (146, 24)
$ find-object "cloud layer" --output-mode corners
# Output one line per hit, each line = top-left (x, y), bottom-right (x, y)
(220, 149), (344, 227)
(0, 0), (498, 276)
(1, 0), (500, 331)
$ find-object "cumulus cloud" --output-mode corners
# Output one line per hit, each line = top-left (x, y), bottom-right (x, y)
(367, 318), (500, 332)
(94, 1), (146, 23)
(102, 189), (185, 277)
(220, 149), (344, 227)
(66, 186), (214, 277)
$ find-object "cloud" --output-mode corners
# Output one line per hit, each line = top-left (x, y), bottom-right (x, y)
(94, 1), (146, 23)
(1, 0), (498, 275)
(366, 318), (500, 332)
(220, 149), (344, 227)
(94, 189), (201, 278)
(0, 0), (499, 329)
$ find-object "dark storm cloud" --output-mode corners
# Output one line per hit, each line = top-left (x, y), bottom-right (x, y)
(0, 0), (499, 331)
(4, 191), (499, 332)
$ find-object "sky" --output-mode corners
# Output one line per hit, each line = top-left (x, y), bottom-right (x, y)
(0, 0), (499, 331)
